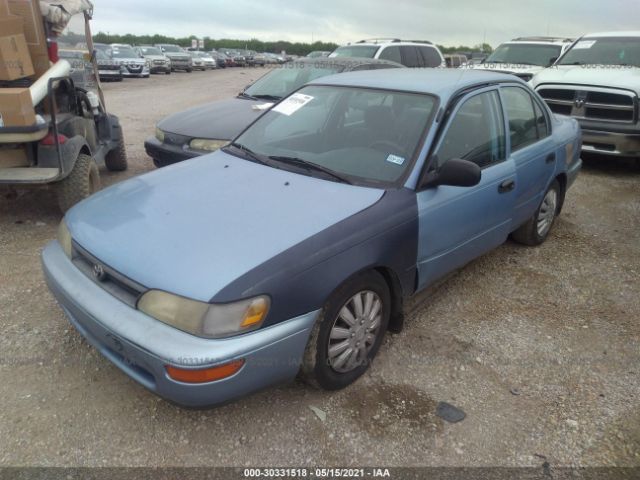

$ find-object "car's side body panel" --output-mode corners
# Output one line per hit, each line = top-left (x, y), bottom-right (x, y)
(213, 188), (419, 327)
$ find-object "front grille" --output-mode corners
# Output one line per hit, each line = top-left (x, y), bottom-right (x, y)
(72, 242), (145, 308)
(537, 86), (637, 124)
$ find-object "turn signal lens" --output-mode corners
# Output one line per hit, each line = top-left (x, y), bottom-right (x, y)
(240, 297), (269, 328)
(165, 359), (245, 384)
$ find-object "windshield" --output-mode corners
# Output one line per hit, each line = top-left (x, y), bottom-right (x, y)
(231, 85), (436, 186)
(330, 45), (380, 59)
(485, 43), (562, 66)
(244, 63), (345, 99)
(161, 45), (183, 53)
(559, 37), (640, 67)
(111, 47), (137, 58)
(141, 47), (162, 56)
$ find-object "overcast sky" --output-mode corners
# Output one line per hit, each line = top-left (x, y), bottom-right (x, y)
(70, 0), (638, 47)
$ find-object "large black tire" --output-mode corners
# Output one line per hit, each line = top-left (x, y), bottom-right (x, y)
(186, 68), (193, 73)
(105, 135), (128, 172)
(56, 153), (100, 212)
(300, 271), (390, 390)
(512, 180), (561, 246)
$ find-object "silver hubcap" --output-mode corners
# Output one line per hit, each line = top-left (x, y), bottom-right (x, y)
(328, 290), (383, 373)
(537, 189), (557, 237)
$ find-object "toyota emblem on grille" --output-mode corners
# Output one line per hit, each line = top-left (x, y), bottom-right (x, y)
(574, 98), (586, 108)
(93, 263), (107, 282)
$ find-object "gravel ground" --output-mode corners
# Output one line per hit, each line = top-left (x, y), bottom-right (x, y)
(0, 68), (638, 469)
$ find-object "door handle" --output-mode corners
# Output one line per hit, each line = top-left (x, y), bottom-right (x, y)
(498, 180), (515, 194)
(545, 153), (556, 164)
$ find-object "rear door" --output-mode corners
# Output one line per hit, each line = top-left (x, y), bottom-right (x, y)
(499, 85), (557, 228)
(416, 88), (517, 290)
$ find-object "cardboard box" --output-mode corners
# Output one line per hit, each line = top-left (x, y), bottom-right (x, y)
(6, 0), (49, 78)
(0, 88), (35, 127)
(0, 146), (29, 167)
(0, 16), (35, 80)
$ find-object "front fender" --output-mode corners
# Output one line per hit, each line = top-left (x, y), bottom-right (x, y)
(212, 188), (419, 329)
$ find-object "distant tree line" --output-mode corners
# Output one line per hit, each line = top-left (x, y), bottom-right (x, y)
(61, 32), (493, 56)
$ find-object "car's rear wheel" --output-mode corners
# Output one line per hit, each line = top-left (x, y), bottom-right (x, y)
(56, 153), (100, 212)
(512, 180), (560, 246)
(300, 271), (390, 390)
(105, 134), (128, 172)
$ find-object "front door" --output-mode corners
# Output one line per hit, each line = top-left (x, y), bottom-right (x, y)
(416, 88), (517, 290)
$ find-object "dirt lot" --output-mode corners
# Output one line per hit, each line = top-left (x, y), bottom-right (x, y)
(0, 68), (638, 469)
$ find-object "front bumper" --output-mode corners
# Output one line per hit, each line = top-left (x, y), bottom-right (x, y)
(122, 65), (150, 77)
(98, 70), (122, 80)
(42, 241), (318, 408)
(144, 136), (201, 167)
(581, 129), (640, 157)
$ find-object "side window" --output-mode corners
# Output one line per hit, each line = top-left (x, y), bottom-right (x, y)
(502, 87), (539, 151)
(379, 46), (402, 64)
(533, 100), (549, 139)
(435, 90), (506, 169)
(419, 46), (442, 67)
(401, 46), (421, 67)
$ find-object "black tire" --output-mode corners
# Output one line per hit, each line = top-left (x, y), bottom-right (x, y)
(165, 70), (171, 75)
(186, 68), (193, 73)
(56, 153), (100, 212)
(300, 271), (390, 390)
(105, 134), (128, 172)
(512, 180), (561, 246)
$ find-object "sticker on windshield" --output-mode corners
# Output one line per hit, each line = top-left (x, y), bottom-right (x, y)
(272, 93), (314, 116)
(574, 40), (596, 49)
(386, 154), (405, 165)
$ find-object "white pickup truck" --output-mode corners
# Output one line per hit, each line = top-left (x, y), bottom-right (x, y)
(531, 32), (640, 158)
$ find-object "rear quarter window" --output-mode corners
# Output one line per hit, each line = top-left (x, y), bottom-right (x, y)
(419, 46), (443, 67)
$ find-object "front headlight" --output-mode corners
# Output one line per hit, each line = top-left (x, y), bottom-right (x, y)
(189, 138), (228, 152)
(155, 127), (165, 143)
(57, 220), (72, 259)
(137, 291), (270, 338)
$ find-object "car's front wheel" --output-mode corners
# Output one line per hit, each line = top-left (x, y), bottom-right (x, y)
(512, 180), (561, 246)
(301, 271), (390, 390)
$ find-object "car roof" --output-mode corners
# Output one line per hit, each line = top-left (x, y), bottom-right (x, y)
(292, 57), (403, 69)
(582, 31), (640, 38)
(309, 68), (522, 98)
(510, 36), (574, 45)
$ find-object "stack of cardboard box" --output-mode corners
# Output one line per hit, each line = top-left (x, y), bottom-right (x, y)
(0, 0), (49, 128)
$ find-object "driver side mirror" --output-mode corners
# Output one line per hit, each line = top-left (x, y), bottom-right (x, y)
(420, 158), (481, 190)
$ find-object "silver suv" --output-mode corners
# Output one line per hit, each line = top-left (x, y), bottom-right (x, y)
(155, 44), (193, 72)
(330, 38), (445, 68)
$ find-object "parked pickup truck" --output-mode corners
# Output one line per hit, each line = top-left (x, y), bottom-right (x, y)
(532, 32), (640, 158)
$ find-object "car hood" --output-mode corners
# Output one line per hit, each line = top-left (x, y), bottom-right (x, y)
(164, 52), (190, 59)
(158, 97), (267, 140)
(114, 57), (145, 64)
(144, 55), (167, 61)
(65, 150), (384, 302)
(532, 65), (640, 95)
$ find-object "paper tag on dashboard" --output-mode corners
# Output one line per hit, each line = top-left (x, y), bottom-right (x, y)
(574, 40), (596, 49)
(386, 154), (405, 165)
(272, 93), (314, 116)
(252, 103), (275, 111)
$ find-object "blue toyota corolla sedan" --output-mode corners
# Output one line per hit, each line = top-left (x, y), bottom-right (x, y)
(42, 69), (582, 407)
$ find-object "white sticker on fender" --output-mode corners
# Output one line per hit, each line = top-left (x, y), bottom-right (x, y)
(272, 93), (314, 116)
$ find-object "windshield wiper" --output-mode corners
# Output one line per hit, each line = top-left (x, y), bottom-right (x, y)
(252, 94), (282, 101)
(227, 142), (270, 166)
(268, 155), (352, 184)
(237, 92), (258, 100)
